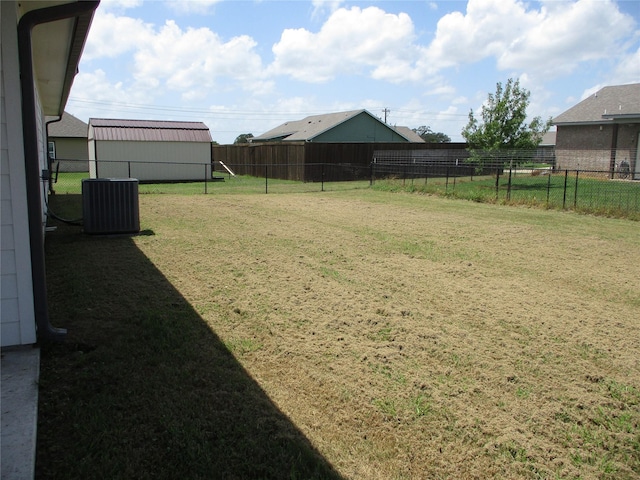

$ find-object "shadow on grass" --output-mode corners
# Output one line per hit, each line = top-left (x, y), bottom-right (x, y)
(37, 205), (343, 479)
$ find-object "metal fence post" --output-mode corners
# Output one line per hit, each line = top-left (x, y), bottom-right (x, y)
(562, 170), (568, 209)
(574, 170), (579, 209)
(445, 166), (449, 192)
(265, 164), (268, 194)
(546, 172), (551, 207)
(507, 166), (513, 201)
(495, 169), (501, 200)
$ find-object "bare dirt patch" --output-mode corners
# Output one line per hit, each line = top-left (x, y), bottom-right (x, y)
(133, 191), (639, 479)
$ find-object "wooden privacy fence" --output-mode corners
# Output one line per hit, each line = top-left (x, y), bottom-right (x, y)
(212, 142), (470, 182)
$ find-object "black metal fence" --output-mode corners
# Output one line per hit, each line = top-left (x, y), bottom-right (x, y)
(370, 160), (640, 217)
(48, 159), (371, 196)
(49, 158), (639, 219)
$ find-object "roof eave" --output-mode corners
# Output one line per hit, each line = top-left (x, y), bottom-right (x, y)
(602, 114), (640, 123)
(552, 119), (613, 127)
(26, 2), (98, 116)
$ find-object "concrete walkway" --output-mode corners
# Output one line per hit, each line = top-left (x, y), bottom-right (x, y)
(1, 346), (40, 480)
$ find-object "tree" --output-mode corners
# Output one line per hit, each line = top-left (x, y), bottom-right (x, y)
(234, 133), (254, 144)
(412, 126), (451, 143)
(461, 78), (551, 169)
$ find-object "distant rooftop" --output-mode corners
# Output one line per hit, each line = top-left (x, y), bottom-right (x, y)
(47, 112), (88, 138)
(393, 126), (425, 143)
(253, 109), (417, 142)
(253, 110), (367, 142)
(553, 83), (640, 125)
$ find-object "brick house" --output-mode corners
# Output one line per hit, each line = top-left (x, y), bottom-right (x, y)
(553, 83), (640, 178)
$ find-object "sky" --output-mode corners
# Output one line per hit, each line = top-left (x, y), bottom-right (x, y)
(66, 0), (640, 144)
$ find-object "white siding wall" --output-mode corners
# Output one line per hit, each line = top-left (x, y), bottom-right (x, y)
(34, 79), (48, 231)
(90, 140), (211, 181)
(1, 1), (37, 346)
(88, 125), (97, 178)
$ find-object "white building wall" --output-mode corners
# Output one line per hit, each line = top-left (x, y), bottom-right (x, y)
(36, 97), (48, 230)
(88, 125), (97, 178)
(1, 1), (37, 346)
(90, 140), (211, 181)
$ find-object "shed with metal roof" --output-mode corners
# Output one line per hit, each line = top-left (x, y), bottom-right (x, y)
(88, 118), (212, 181)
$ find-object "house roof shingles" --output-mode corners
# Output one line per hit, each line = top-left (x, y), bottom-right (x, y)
(393, 126), (425, 143)
(89, 118), (212, 142)
(253, 109), (416, 142)
(553, 83), (640, 125)
(254, 110), (366, 142)
(47, 112), (88, 138)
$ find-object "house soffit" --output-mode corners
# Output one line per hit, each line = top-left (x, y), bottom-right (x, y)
(20, 1), (94, 116)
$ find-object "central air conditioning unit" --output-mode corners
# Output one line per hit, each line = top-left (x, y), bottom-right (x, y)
(82, 178), (140, 234)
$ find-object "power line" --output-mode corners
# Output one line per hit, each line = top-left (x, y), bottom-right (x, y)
(68, 97), (471, 120)
(67, 97), (334, 118)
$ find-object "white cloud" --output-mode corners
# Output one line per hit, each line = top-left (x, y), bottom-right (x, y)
(67, 69), (154, 121)
(311, 0), (345, 18)
(420, 0), (636, 80)
(270, 0), (636, 88)
(270, 6), (418, 83)
(84, 10), (271, 98)
(422, 0), (533, 70)
(82, 11), (155, 60)
(498, 0), (636, 77)
(610, 46), (640, 86)
(72, 69), (126, 100)
(164, 0), (223, 15)
(97, 0), (143, 13)
(133, 20), (269, 96)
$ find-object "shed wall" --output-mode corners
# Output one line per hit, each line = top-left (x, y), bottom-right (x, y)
(91, 140), (211, 181)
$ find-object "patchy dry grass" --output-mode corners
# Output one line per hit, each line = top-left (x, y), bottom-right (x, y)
(39, 190), (640, 479)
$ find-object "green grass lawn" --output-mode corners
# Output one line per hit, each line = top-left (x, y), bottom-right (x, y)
(37, 190), (640, 479)
(53, 170), (639, 220)
(373, 172), (640, 220)
(53, 171), (370, 196)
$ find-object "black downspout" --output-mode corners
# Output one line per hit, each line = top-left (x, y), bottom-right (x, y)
(46, 116), (62, 194)
(18, 1), (100, 342)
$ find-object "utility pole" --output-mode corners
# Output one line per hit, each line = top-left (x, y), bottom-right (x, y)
(382, 108), (390, 123)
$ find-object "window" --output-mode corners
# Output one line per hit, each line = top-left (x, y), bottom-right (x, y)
(48, 141), (56, 160)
